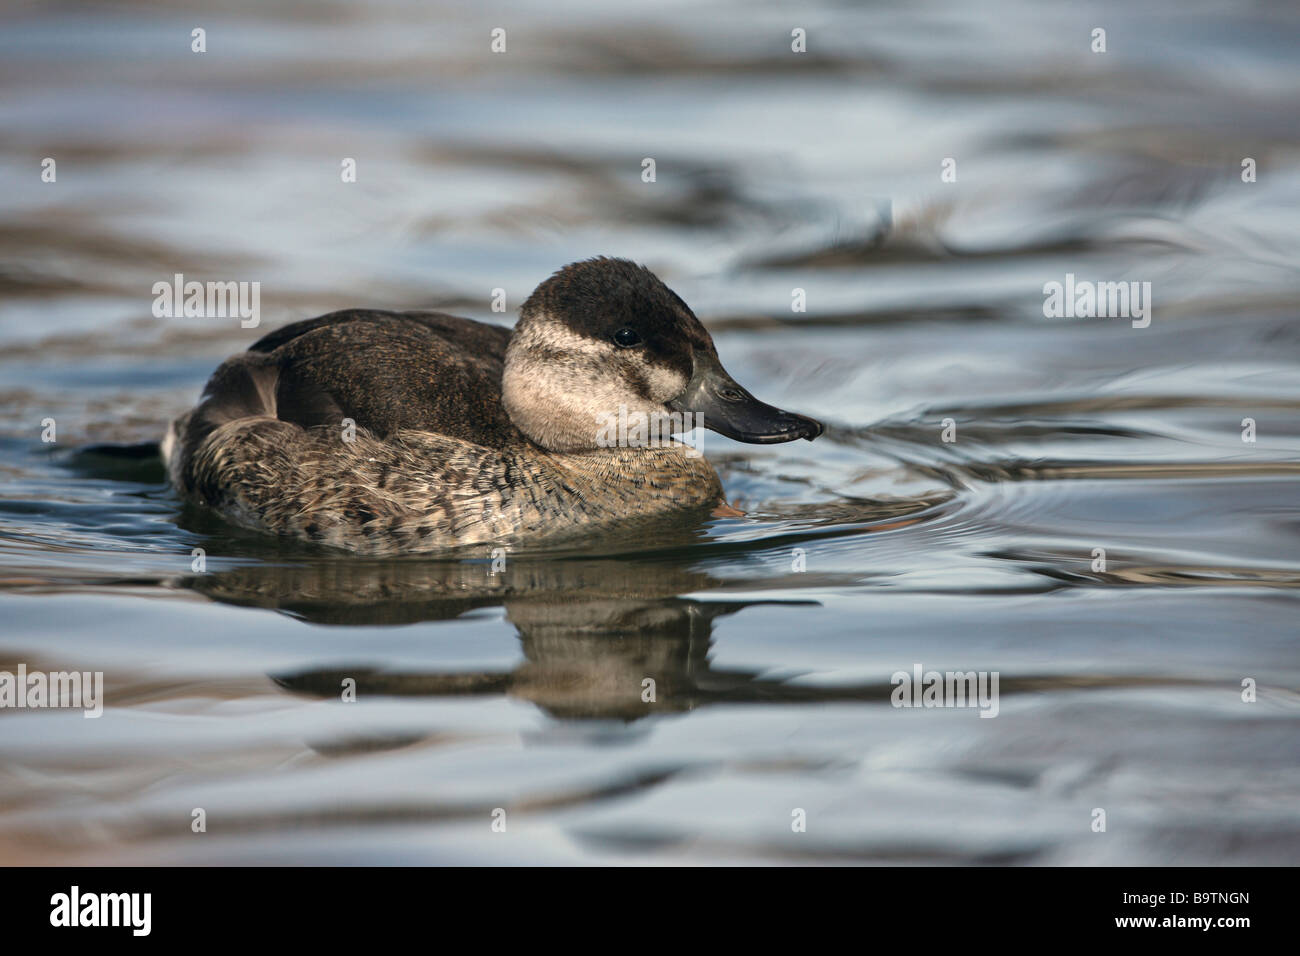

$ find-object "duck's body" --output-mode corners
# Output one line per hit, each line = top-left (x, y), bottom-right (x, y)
(165, 259), (821, 554)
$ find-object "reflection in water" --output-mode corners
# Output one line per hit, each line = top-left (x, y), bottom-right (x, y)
(179, 559), (1228, 740)
(192, 556), (823, 721)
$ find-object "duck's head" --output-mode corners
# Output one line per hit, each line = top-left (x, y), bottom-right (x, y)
(503, 257), (824, 453)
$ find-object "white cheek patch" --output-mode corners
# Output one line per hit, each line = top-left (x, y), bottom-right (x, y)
(503, 312), (693, 450)
(516, 317), (608, 361)
(514, 313), (687, 402)
(644, 363), (689, 403)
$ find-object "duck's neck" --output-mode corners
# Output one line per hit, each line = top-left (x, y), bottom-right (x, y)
(528, 443), (724, 522)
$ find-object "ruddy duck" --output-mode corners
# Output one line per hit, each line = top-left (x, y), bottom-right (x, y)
(164, 257), (823, 554)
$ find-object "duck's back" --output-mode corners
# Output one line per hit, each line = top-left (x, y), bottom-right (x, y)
(205, 310), (522, 451)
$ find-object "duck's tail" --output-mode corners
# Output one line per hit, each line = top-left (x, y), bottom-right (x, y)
(61, 439), (167, 483)
(74, 440), (163, 459)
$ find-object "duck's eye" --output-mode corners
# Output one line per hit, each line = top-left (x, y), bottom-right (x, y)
(613, 327), (642, 348)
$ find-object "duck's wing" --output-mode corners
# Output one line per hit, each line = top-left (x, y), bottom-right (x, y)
(242, 309), (521, 448)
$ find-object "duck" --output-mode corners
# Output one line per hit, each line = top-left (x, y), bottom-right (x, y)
(163, 257), (823, 554)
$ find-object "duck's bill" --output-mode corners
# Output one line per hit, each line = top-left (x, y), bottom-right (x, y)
(667, 356), (824, 444)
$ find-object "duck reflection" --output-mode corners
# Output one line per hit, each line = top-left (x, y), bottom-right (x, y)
(179, 553), (870, 721)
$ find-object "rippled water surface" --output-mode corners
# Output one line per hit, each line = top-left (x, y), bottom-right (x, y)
(1, 0), (1298, 864)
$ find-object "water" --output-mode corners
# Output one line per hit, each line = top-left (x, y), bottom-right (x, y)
(1, 0), (1297, 864)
